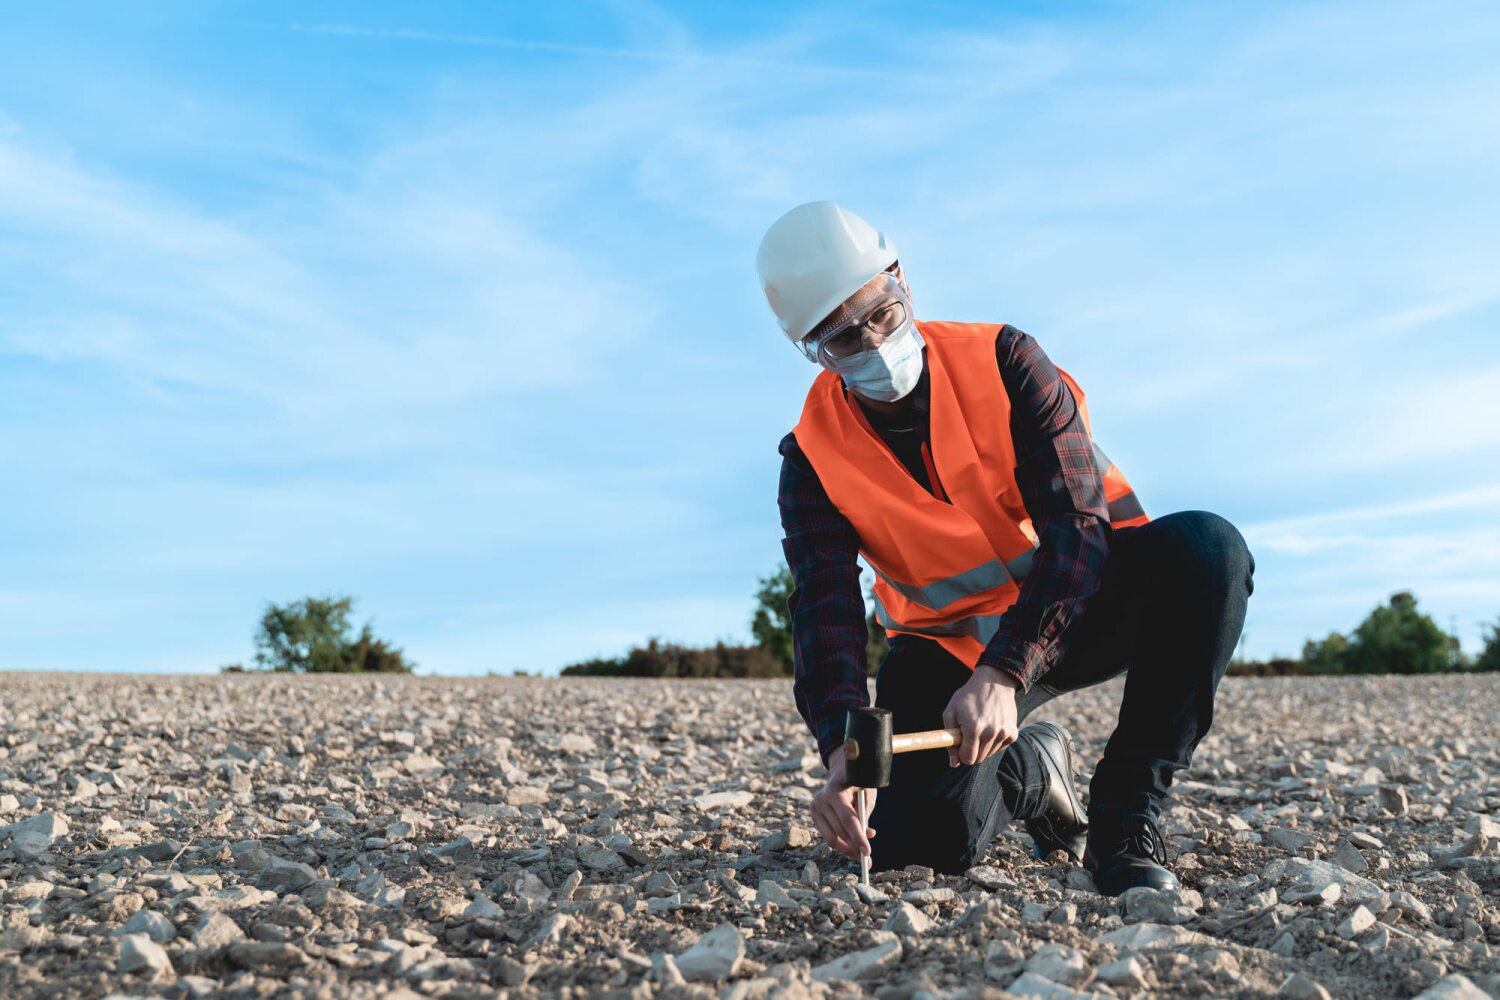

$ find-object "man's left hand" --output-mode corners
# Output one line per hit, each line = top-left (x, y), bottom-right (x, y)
(941, 666), (1020, 767)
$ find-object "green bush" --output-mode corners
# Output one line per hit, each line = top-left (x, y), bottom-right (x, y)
(1229, 591), (1471, 676)
(1342, 591), (1460, 674)
(239, 595), (414, 674)
(751, 565), (794, 670)
(560, 638), (787, 678)
(1301, 632), (1350, 674)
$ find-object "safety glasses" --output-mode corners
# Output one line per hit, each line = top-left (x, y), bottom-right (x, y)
(798, 274), (912, 366)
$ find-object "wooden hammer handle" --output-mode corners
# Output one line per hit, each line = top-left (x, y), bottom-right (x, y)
(891, 727), (963, 753)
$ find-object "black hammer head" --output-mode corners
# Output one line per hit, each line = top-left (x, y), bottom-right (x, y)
(843, 707), (893, 788)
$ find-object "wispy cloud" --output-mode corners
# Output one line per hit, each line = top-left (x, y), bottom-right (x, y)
(1246, 484), (1500, 537)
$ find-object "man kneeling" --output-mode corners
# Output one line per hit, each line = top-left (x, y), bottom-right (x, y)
(758, 202), (1254, 894)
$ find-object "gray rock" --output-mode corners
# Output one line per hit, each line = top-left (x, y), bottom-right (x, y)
(674, 923), (745, 982)
(1337, 904), (1377, 938)
(1122, 886), (1200, 924)
(257, 856), (320, 892)
(1463, 814), (1500, 840)
(1020, 900), (1051, 921)
(1279, 857), (1390, 911)
(463, 895), (502, 919)
(578, 844), (624, 870)
(550, 733), (596, 754)
(431, 836), (474, 858)
(1391, 889), (1434, 922)
(1096, 956), (1148, 989)
(1431, 832), (1485, 864)
(3, 811), (69, 860)
(900, 887), (956, 905)
(135, 839), (185, 862)
(522, 913), (570, 952)
(353, 872), (406, 908)
(1065, 867), (1097, 892)
(399, 751), (445, 777)
(1334, 840), (1368, 873)
(755, 879), (795, 908)
(811, 938), (902, 982)
(1266, 827), (1314, 852)
(965, 864), (1018, 890)
(691, 790), (754, 811)
(1363, 924), (1392, 952)
(1098, 922), (1205, 949)
(512, 871), (551, 908)
(1006, 971), (1109, 1000)
(204, 886), (278, 909)
(192, 912), (245, 949)
(495, 956), (533, 988)
(1277, 973), (1332, 1000)
(116, 908), (176, 943)
(1024, 943), (1088, 985)
(651, 952), (686, 986)
(882, 901), (932, 935)
(1411, 974), (1491, 1000)
(118, 933), (173, 977)
(1283, 880), (1342, 906)
(227, 941), (309, 970)
(643, 871), (678, 898)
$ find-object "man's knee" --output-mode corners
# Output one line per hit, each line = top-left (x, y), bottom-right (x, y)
(1147, 510), (1254, 599)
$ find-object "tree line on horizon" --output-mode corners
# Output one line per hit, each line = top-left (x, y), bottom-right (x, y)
(220, 576), (1500, 678)
(562, 567), (1500, 679)
(1227, 589), (1499, 675)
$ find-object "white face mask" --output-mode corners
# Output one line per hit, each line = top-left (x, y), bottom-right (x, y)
(824, 323), (924, 402)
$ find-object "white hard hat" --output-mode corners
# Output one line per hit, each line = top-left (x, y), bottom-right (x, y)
(756, 201), (898, 344)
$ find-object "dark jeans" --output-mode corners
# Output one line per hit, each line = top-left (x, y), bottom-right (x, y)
(867, 510), (1254, 873)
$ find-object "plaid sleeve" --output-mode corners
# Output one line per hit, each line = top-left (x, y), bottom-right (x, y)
(777, 431), (871, 764)
(975, 326), (1111, 690)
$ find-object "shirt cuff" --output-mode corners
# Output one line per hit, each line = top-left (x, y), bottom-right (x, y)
(815, 704), (863, 768)
(975, 637), (1048, 692)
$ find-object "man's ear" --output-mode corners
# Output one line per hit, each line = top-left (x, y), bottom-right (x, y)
(891, 262), (911, 300)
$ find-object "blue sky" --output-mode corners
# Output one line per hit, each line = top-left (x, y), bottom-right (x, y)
(3, 1), (1498, 673)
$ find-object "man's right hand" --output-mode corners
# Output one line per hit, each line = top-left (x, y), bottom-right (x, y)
(810, 746), (876, 861)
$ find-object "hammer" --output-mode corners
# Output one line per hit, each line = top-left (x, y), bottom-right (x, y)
(843, 707), (963, 885)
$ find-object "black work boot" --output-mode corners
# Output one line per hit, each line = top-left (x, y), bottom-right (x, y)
(1012, 723), (1089, 863)
(1084, 807), (1180, 895)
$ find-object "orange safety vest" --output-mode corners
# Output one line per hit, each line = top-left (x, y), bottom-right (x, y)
(792, 321), (1149, 669)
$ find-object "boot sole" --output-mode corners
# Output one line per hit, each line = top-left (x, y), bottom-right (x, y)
(1022, 725), (1089, 863)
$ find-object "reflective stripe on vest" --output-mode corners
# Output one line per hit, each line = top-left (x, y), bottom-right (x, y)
(1093, 440), (1147, 526)
(873, 592), (1004, 646)
(870, 546), (1037, 613)
(1108, 491), (1146, 522)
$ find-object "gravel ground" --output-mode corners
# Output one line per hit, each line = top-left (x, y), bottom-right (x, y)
(0, 672), (1497, 1000)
